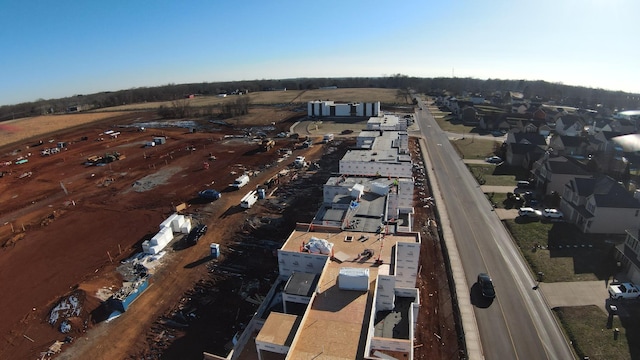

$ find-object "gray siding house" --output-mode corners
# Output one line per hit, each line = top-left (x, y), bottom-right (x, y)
(560, 176), (640, 234)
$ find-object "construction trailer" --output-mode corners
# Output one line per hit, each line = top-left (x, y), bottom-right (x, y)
(240, 190), (259, 209)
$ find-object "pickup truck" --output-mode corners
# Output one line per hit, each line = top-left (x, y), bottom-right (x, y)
(608, 282), (640, 299)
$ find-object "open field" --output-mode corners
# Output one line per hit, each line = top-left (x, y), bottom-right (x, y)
(100, 88), (402, 112)
(0, 109), (318, 359)
(0, 112), (131, 148)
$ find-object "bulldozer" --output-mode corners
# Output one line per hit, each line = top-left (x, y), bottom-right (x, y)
(260, 139), (275, 152)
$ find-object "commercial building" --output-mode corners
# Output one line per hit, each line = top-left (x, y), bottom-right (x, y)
(308, 100), (380, 118)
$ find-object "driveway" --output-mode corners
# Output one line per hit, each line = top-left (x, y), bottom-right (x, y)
(481, 185), (516, 193)
(539, 281), (610, 313)
(493, 208), (518, 220)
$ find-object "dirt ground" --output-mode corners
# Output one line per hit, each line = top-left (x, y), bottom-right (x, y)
(0, 108), (462, 360)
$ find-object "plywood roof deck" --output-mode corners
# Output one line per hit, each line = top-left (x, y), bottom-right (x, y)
(278, 230), (419, 359)
(256, 313), (299, 347)
(235, 230), (420, 359)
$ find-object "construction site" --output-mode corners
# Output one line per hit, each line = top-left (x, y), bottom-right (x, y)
(0, 107), (462, 360)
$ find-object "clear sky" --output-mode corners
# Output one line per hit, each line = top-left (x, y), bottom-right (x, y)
(1, 0), (639, 106)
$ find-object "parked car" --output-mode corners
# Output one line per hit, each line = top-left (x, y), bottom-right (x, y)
(477, 273), (496, 298)
(518, 207), (542, 218)
(185, 224), (207, 246)
(608, 282), (640, 299)
(198, 189), (221, 201)
(516, 180), (532, 189)
(542, 208), (564, 219)
(485, 156), (503, 164)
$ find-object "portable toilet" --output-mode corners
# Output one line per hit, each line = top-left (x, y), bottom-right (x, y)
(210, 243), (220, 259)
(257, 188), (266, 199)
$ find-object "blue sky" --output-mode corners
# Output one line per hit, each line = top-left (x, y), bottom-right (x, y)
(1, 0), (639, 106)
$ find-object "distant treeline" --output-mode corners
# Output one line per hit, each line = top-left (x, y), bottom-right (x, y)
(1, 75), (639, 121)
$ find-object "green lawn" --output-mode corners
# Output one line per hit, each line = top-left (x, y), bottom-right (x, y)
(467, 164), (530, 186)
(504, 220), (618, 282)
(485, 192), (508, 208)
(555, 305), (639, 360)
(427, 106), (475, 134)
(452, 138), (498, 159)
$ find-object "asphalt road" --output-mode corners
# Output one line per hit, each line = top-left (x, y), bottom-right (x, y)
(415, 98), (575, 360)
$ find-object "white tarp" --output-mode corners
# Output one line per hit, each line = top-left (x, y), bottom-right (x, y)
(180, 218), (192, 234)
(304, 237), (334, 255)
(171, 215), (186, 232)
(160, 213), (179, 230)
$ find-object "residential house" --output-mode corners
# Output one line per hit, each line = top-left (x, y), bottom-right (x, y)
(589, 118), (613, 134)
(503, 91), (524, 104)
(511, 103), (529, 114)
(609, 118), (638, 135)
(470, 94), (485, 104)
(532, 154), (593, 195)
(477, 106), (508, 130)
(531, 107), (547, 121)
(537, 124), (552, 137)
(506, 143), (545, 169)
(505, 132), (547, 168)
(548, 135), (589, 158)
(614, 229), (640, 283)
(555, 114), (584, 136)
(443, 97), (460, 117)
(605, 134), (640, 175)
(461, 106), (480, 126)
(505, 132), (547, 147)
(560, 176), (640, 234)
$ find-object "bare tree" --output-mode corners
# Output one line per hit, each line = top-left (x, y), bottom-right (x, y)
(171, 98), (191, 118)
(396, 88), (412, 104)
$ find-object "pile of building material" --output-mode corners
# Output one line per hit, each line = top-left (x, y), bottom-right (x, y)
(142, 213), (192, 254)
(303, 237), (334, 255)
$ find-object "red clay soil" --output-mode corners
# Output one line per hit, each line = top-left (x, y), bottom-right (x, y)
(0, 111), (462, 360)
(0, 111), (319, 360)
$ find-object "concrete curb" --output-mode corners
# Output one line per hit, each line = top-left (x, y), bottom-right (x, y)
(418, 137), (484, 360)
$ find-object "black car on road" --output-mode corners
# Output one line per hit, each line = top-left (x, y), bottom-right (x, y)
(477, 273), (496, 298)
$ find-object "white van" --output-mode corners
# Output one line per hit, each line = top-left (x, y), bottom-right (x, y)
(240, 190), (258, 208)
(230, 174), (250, 190)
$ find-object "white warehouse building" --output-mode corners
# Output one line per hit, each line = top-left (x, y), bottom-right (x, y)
(308, 100), (380, 117)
